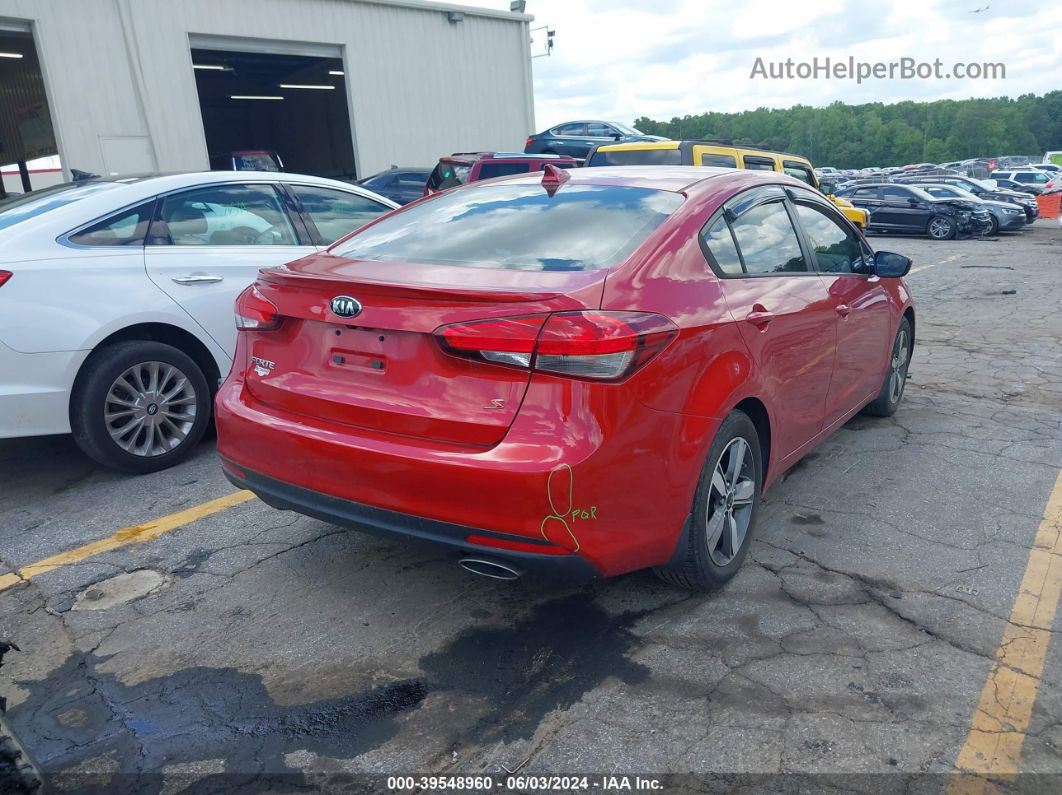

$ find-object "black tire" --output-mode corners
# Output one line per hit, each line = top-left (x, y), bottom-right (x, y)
(862, 317), (912, 417)
(988, 216), (999, 236)
(654, 411), (762, 592)
(926, 215), (956, 240)
(71, 341), (211, 473)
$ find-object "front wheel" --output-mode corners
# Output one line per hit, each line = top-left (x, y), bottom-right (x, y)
(863, 317), (912, 417)
(71, 341), (212, 473)
(927, 215), (956, 240)
(655, 411), (762, 592)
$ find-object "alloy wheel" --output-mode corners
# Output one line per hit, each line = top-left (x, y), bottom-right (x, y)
(928, 217), (952, 239)
(889, 328), (910, 404)
(104, 361), (198, 457)
(706, 437), (756, 566)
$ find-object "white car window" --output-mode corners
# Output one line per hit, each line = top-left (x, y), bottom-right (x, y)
(158, 184), (297, 246)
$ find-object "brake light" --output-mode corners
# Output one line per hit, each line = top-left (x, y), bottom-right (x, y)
(235, 285), (281, 331)
(436, 311), (677, 381)
(525, 137), (534, 150)
(0, 271), (11, 287)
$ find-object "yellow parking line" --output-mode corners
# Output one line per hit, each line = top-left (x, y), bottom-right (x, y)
(949, 470), (1062, 792)
(0, 490), (256, 593)
(910, 253), (961, 274)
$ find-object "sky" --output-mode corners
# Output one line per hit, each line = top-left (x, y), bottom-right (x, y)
(475, 0), (1062, 130)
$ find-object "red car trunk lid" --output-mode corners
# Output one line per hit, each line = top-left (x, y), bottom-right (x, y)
(245, 254), (606, 446)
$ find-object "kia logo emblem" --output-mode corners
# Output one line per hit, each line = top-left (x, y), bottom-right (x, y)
(330, 295), (362, 318)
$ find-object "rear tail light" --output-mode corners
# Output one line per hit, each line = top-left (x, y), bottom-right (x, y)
(436, 311), (677, 381)
(235, 285), (281, 331)
(0, 271), (11, 287)
(525, 137), (534, 150)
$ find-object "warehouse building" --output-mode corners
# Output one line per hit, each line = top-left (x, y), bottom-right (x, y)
(0, 0), (535, 190)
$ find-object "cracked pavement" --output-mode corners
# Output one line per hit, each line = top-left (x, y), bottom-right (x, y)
(1, 221), (1061, 792)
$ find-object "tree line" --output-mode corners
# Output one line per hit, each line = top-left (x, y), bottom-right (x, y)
(632, 91), (1062, 169)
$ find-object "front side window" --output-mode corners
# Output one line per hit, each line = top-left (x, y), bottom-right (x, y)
(292, 185), (391, 245)
(783, 161), (816, 186)
(67, 201), (155, 246)
(158, 184), (297, 246)
(477, 162), (531, 180)
(700, 154), (737, 168)
(556, 123), (588, 136)
(850, 188), (881, 199)
(882, 186), (914, 201)
(332, 184), (684, 272)
(794, 202), (866, 275)
(728, 200), (808, 275)
(587, 123), (615, 137)
(1017, 172), (1049, 184)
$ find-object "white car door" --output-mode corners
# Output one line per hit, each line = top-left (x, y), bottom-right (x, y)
(144, 182), (312, 362)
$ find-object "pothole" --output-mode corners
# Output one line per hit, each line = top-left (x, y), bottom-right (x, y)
(73, 569), (172, 611)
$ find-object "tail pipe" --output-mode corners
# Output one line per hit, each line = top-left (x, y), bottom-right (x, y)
(458, 556), (524, 581)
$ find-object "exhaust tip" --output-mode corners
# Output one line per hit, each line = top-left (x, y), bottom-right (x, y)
(459, 556), (523, 581)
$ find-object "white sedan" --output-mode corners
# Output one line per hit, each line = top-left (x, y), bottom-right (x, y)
(0, 171), (397, 472)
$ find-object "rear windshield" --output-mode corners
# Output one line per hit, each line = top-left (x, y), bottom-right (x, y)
(587, 149), (683, 167)
(332, 183), (684, 271)
(426, 161), (472, 191)
(0, 181), (122, 231)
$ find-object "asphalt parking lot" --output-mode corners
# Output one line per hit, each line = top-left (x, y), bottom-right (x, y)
(2, 221), (1061, 793)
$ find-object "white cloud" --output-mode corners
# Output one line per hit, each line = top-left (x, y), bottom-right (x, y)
(474, 0), (1062, 129)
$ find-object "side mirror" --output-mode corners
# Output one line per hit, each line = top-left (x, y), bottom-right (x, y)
(873, 251), (912, 278)
(907, 197), (921, 206)
(611, 133), (622, 140)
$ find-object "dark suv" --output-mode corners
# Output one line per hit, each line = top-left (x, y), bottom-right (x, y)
(837, 183), (991, 239)
(424, 152), (579, 196)
(524, 121), (665, 158)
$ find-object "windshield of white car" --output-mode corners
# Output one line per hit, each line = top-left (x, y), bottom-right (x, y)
(0, 181), (124, 231)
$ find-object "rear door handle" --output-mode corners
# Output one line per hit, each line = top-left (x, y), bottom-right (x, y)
(835, 304), (851, 318)
(171, 274), (223, 285)
(745, 308), (774, 329)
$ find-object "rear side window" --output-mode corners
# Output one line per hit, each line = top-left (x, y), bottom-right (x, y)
(742, 156), (776, 172)
(700, 154), (737, 167)
(476, 162), (530, 180)
(292, 185), (391, 245)
(67, 201), (155, 246)
(332, 184), (684, 272)
(587, 149), (683, 166)
(728, 201), (807, 275)
(700, 216), (743, 275)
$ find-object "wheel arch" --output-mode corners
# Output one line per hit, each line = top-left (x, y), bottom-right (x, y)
(70, 323), (224, 420)
(732, 396), (772, 484)
(903, 305), (916, 358)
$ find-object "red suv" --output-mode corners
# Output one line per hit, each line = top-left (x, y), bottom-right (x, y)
(423, 152), (579, 196)
(216, 166), (914, 591)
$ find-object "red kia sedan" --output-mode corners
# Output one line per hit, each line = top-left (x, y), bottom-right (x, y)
(215, 166), (914, 591)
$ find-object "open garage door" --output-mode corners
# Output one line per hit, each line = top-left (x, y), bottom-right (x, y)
(0, 27), (59, 198)
(190, 47), (356, 180)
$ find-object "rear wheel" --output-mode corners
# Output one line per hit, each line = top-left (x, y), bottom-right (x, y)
(862, 317), (912, 417)
(71, 341), (211, 473)
(655, 411), (762, 592)
(927, 215), (956, 240)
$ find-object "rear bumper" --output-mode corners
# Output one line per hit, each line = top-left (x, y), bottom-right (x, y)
(215, 371), (712, 578)
(223, 462), (601, 579)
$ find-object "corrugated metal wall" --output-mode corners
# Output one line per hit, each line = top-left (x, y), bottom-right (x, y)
(0, 0), (535, 177)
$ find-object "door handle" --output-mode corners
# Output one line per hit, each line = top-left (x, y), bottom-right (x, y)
(171, 274), (223, 285)
(835, 304), (851, 318)
(744, 307), (774, 329)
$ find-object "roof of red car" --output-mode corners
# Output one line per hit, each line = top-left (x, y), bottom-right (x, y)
(482, 165), (799, 194)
